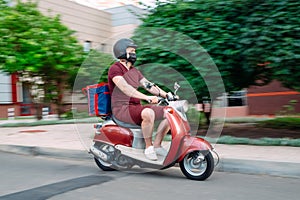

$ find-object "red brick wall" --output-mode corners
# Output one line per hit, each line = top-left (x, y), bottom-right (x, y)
(0, 103), (89, 118)
(247, 80), (300, 115)
(63, 103), (89, 113)
(0, 104), (20, 118)
(212, 106), (249, 118)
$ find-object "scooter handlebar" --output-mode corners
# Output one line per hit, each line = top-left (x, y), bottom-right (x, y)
(158, 97), (168, 105)
(166, 92), (179, 101)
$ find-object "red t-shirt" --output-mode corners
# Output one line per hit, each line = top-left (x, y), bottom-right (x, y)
(108, 62), (164, 125)
(108, 62), (144, 108)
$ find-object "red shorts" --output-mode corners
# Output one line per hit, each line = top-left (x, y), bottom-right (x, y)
(113, 104), (165, 125)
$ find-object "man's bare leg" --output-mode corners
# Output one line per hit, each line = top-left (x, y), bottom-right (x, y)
(141, 108), (155, 148)
(153, 119), (170, 148)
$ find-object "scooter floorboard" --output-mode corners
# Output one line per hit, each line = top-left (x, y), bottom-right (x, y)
(115, 145), (165, 165)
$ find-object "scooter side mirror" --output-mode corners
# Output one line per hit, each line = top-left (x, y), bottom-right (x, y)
(174, 82), (180, 95)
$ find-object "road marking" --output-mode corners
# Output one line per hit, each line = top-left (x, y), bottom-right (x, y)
(0, 175), (113, 200)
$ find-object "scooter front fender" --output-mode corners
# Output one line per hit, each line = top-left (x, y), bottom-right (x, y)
(177, 136), (213, 162)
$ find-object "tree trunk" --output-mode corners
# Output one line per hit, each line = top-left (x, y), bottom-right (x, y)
(202, 99), (212, 126)
(35, 103), (43, 120)
(56, 78), (65, 119)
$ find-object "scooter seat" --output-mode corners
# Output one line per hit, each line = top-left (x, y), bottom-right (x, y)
(112, 115), (141, 129)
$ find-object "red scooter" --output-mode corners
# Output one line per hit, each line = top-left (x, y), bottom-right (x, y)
(90, 83), (218, 181)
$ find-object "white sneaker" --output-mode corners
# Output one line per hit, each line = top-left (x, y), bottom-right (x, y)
(144, 146), (158, 161)
(155, 147), (168, 157)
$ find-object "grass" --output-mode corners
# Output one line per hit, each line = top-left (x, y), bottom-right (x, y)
(210, 116), (273, 125)
(0, 116), (35, 121)
(202, 136), (300, 147)
(204, 116), (300, 147)
(163, 134), (300, 147)
(257, 117), (300, 130)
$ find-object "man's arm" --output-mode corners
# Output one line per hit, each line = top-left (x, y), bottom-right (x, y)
(113, 76), (157, 102)
(140, 78), (167, 98)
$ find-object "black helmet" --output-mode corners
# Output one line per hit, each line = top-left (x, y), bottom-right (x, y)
(113, 38), (137, 59)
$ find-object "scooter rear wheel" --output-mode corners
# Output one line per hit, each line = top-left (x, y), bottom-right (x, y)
(93, 143), (116, 171)
(94, 157), (116, 171)
(179, 150), (214, 181)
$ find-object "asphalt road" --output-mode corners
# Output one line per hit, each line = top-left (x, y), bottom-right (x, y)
(0, 152), (299, 200)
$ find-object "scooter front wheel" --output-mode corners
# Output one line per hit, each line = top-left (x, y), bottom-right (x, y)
(179, 150), (214, 181)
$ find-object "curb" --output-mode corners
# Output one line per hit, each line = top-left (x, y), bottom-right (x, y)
(1, 144), (299, 179)
(0, 145), (91, 160)
(215, 158), (300, 179)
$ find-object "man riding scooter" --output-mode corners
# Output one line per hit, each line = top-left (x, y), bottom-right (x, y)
(108, 38), (177, 161)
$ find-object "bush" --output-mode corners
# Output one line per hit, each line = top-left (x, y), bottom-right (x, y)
(61, 111), (90, 120)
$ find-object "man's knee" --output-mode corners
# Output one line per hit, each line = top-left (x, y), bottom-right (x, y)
(141, 108), (155, 123)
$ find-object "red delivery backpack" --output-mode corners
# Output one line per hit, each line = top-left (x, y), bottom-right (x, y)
(82, 82), (111, 116)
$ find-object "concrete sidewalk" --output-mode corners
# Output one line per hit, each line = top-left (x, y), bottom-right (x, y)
(0, 123), (299, 178)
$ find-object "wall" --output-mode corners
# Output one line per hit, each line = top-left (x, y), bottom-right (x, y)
(106, 5), (147, 49)
(34, 0), (113, 53)
(0, 104), (20, 118)
(0, 72), (12, 104)
(211, 106), (249, 118)
(247, 80), (300, 115)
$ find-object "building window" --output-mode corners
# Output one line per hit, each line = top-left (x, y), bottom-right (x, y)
(22, 84), (31, 103)
(20, 84), (32, 116)
(101, 43), (106, 52)
(228, 90), (247, 107)
(84, 40), (91, 52)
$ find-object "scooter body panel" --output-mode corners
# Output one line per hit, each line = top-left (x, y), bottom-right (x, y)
(94, 125), (133, 147)
(177, 136), (213, 162)
(163, 106), (191, 166)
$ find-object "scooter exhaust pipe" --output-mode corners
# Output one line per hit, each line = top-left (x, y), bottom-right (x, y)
(90, 145), (108, 161)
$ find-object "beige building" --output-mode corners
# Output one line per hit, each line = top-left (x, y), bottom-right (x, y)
(36, 0), (146, 53)
(69, 0), (144, 10)
(0, 0), (146, 118)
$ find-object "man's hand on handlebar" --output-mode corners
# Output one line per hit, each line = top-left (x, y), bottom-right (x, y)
(166, 92), (179, 101)
(147, 96), (159, 104)
(147, 93), (179, 104)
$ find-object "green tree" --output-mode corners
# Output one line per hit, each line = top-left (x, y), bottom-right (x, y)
(0, 0), (84, 119)
(73, 49), (115, 90)
(238, 0), (300, 91)
(133, 0), (299, 102)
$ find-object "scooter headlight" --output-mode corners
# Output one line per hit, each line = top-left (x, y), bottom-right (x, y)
(182, 100), (189, 113)
(167, 108), (174, 114)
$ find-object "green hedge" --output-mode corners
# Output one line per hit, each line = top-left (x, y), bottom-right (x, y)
(257, 117), (300, 130)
